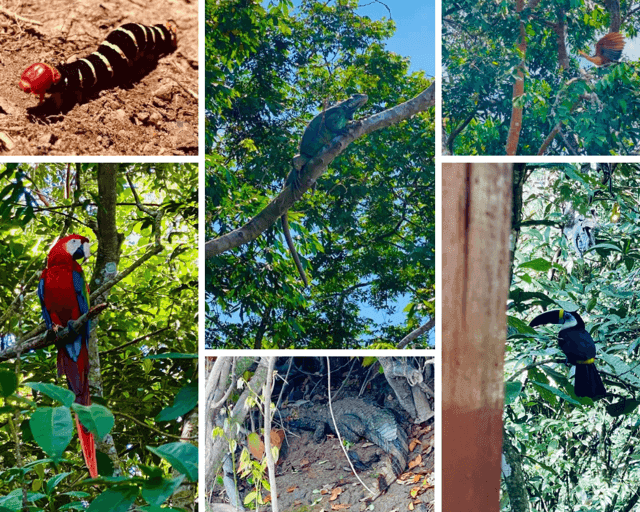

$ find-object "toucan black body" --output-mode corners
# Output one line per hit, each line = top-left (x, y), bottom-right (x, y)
(529, 310), (606, 399)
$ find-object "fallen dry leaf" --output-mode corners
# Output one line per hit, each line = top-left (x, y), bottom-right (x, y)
(409, 439), (421, 452)
(408, 501), (415, 510)
(331, 504), (350, 510)
(271, 429), (285, 449)
(329, 487), (343, 501)
(410, 487), (420, 498)
(408, 454), (422, 469)
(264, 494), (271, 504)
(300, 458), (310, 467)
(412, 474), (421, 483)
(287, 486), (297, 493)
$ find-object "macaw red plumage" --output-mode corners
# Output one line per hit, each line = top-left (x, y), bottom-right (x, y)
(37, 234), (97, 478)
(578, 32), (626, 66)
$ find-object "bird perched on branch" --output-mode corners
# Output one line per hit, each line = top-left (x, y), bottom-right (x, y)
(529, 309), (606, 399)
(578, 32), (625, 66)
(38, 234), (97, 478)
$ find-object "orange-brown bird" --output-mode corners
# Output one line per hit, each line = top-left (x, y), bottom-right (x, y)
(578, 32), (625, 66)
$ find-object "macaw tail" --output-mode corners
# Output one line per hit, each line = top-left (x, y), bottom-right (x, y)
(58, 343), (95, 476)
(57, 343), (91, 406)
(75, 415), (98, 478)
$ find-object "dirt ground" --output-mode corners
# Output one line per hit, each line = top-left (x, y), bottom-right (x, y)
(272, 421), (435, 512)
(0, 0), (198, 156)
(209, 414), (435, 512)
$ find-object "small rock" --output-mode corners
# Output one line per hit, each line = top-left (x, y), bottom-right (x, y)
(149, 112), (162, 125)
(137, 112), (150, 124)
(38, 133), (54, 146)
(0, 132), (15, 150)
(114, 109), (127, 123)
(152, 97), (167, 108)
(153, 84), (174, 101)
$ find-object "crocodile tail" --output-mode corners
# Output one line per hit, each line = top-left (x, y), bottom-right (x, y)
(366, 420), (409, 475)
(281, 213), (309, 287)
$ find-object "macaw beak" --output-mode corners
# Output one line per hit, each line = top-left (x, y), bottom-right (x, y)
(80, 241), (91, 262)
(71, 241), (91, 262)
(529, 309), (563, 327)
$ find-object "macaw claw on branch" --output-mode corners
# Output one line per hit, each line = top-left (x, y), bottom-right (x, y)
(47, 304), (108, 350)
(37, 234), (98, 479)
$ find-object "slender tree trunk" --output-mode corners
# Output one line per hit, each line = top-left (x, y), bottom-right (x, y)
(442, 163), (513, 512)
(505, 0), (527, 155)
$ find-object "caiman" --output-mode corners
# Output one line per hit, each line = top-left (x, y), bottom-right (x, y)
(286, 397), (408, 494)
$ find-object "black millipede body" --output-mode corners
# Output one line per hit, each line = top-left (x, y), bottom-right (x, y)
(19, 22), (177, 104)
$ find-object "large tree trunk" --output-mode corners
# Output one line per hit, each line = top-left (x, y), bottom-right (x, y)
(89, 163), (124, 474)
(442, 163), (513, 511)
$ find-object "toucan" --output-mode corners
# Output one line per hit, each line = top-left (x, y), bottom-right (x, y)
(529, 310), (606, 399)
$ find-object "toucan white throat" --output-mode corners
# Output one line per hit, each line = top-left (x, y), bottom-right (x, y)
(559, 311), (578, 331)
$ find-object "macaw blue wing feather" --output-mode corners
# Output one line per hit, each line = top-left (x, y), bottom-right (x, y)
(66, 270), (90, 362)
(37, 277), (52, 330)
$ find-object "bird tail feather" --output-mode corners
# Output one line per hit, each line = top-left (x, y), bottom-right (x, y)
(574, 363), (606, 398)
(75, 415), (98, 478)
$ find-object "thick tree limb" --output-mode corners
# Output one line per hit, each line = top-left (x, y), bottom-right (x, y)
(205, 83), (435, 259)
(0, 304), (107, 361)
(397, 318), (435, 348)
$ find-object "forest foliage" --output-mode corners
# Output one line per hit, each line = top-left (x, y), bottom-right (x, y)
(504, 164), (640, 511)
(0, 163), (198, 511)
(205, 0), (435, 349)
(443, 0), (640, 155)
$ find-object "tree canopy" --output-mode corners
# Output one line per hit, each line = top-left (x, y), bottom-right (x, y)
(504, 164), (640, 511)
(443, 0), (640, 155)
(0, 163), (198, 511)
(205, 0), (436, 349)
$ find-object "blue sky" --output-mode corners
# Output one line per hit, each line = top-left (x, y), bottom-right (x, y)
(358, 0), (436, 77)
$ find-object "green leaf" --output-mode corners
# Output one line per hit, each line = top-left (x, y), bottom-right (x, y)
(553, 300), (580, 312)
(144, 353), (198, 360)
(87, 486), (139, 512)
(530, 381), (581, 405)
(24, 382), (75, 407)
(0, 371), (17, 397)
(72, 403), (114, 439)
(606, 399), (640, 417)
(45, 472), (72, 495)
(518, 258), (552, 271)
(141, 476), (185, 506)
(506, 316), (536, 334)
(30, 407), (73, 460)
(147, 442), (198, 482)
(59, 501), (90, 510)
(504, 381), (522, 405)
(155, 380), (198, 422)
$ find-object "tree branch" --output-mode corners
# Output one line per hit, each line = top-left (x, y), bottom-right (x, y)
(204, 83), (435, 259)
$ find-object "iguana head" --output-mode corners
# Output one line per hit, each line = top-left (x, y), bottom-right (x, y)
(344, 93), (368, 112)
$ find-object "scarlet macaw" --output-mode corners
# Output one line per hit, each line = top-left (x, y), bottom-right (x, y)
(37, 234), (97, 478)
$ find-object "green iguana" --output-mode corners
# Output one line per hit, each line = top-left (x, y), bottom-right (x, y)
(285, 397), (408, 495)
(282, 94), (369, 287)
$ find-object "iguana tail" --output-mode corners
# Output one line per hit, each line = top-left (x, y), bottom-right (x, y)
(281, 213), (309, 287)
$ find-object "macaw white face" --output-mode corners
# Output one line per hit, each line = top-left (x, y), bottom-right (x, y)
(65, 238), (91, 261)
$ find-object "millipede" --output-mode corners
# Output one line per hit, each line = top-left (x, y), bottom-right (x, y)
(19, 22), (177, 105)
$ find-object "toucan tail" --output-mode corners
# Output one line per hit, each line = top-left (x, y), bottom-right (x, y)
(574, 363), (606, 398)
(75, 415), (97, 478)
